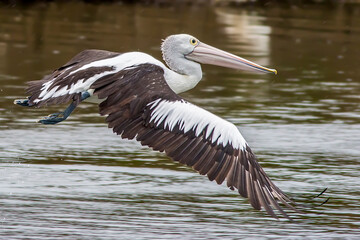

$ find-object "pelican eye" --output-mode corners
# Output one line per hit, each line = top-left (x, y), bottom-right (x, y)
(190, 38), (198, 46)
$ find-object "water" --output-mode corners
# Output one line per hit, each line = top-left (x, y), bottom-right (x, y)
(1, 2), (360, 239)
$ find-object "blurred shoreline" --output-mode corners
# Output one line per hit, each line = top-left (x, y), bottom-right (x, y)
(1, 0), (360, 7)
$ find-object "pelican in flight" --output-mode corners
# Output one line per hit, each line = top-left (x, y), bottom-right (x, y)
(15, 34), (300, 219)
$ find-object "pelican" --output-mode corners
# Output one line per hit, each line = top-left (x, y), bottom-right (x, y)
(15, 34), (300, 219)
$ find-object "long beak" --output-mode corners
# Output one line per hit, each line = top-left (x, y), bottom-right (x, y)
(186, 42), (277, 75)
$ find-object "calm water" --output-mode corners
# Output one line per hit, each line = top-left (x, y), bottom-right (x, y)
(1, 2), (360, 239)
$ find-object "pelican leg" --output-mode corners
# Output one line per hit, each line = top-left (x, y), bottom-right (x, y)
(38, 91), (91, 125)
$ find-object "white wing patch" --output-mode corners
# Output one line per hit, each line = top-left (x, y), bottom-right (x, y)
(34, 52), (166, 103)
(148, 99), (247, 149)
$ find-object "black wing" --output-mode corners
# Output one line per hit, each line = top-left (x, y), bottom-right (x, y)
(91, 63), (299, 219)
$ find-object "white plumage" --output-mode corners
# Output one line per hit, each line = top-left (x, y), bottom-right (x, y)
(148, 99), (247, 149)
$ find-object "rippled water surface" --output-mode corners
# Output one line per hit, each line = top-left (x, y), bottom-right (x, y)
(1, 2), (360, 239)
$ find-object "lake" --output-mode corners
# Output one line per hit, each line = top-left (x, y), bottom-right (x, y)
(1, 2), (360, 239)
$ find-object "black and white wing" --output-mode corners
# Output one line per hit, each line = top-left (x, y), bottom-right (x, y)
(90, 63), (299, 219)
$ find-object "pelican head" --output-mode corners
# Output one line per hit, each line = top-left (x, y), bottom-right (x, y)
(161, 34), (277, 76)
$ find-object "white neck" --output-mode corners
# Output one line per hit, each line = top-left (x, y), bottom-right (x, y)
(162, 54), (203, 94)
(163, 68), (202, 94)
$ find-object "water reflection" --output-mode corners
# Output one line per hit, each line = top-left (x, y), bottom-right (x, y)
(1, 2), (360, 239)
(215, 8), (272, 66)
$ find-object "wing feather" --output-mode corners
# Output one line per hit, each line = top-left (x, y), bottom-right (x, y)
(226, 156), (238, 190)
(215, 155), (233, 185)
(208, 152), (227, 182)
(197, 148), (218, 176)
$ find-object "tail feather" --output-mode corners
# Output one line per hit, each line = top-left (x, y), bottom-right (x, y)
(25, 79), (48, 106)
(15, 79), (80, 108)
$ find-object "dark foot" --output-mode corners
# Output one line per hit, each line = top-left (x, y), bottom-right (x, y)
(38, 112), (67, 125)
(14, 98), (30, 107)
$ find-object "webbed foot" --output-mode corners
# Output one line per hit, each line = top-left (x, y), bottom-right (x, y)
(38, 112), (67, 125)
(14, 98), (30, 107)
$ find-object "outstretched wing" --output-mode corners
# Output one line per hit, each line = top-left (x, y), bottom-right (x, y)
(91, 63), (299, 219)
